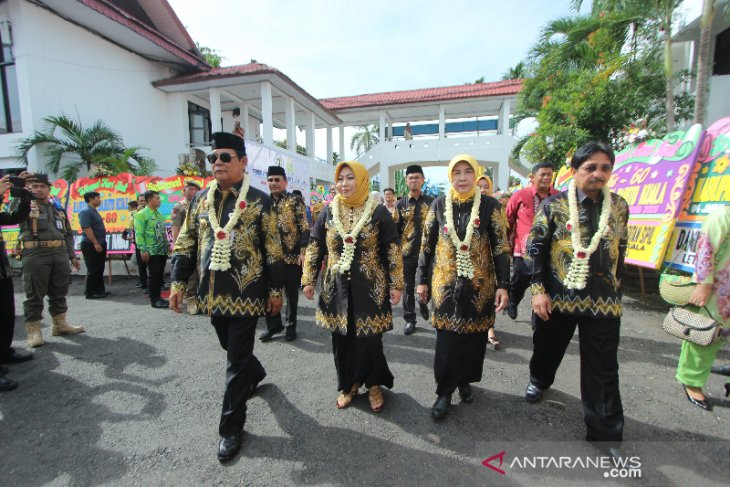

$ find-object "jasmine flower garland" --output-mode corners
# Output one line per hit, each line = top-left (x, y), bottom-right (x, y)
(564, 179), (612, 290)
(330, 194), (376, 274)
(207, 176), (250, 271)
(444, 189), (482, 279)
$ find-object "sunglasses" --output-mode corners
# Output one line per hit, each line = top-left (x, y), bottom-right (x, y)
(206, 152), (238, 164)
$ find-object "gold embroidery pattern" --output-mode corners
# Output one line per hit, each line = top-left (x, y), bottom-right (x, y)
(276, 198), (299, 252)
(263, 209), (285, 264)
(530, 283), (546, 295)
(387, 241), (404, 289)
(316, 310), (394, 336)
(316, 309), (348, 333)
(470, 232), (495, 313)
(552, 295), (623, 316)
(359, 225), (387, 305)
(325, 220), (342, 268)
(302, 240), (322, 287)
(433, 314), (493, 334)
(401, 210), (416, 257)
(432, 236), (456, 309)
(199, 295), (266, 316)
(490, 207), (512, 257)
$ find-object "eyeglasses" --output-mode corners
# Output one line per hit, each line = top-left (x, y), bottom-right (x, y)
(207, 152), (237, 164)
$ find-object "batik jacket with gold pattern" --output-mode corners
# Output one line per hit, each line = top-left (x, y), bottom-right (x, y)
(171, 181), (285, 318)
(525, 191), (629, 318)
(395, 194), (434, 262)
(301, 204), (404, 337)
(416, 195), (511, 334)
(271, 191), (309, 265)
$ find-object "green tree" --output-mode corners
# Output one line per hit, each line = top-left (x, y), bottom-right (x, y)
(94, 147), (157, 176)
(332, 152), (340, 165)
(15, 114), (124, 181)
(501, 61), (526, 80)
(350, 124), (380, 156)
(196, 42), (224, 68)
(274, 139), (307, 156)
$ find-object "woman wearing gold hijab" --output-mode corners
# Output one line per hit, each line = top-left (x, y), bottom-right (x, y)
(302, 161), (404, 412)
(477, 173), (493, 197)
(416, 154), (511, 420)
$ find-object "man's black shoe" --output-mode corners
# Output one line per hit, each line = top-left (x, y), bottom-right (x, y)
(0, 375), (18, 392)
(151, 299), (169, 309)
(419, 304), (430, 321)
(431, 395), (451, 419)
(0, 366), (8, 375)
(711, 364), (730, 377)
(135, 283), (145, 288)
(248, 372), (267, 398)
(0, 348), (33, 364)
(458, 384), (474, 403)
(525, 382), (544, 403)
(285, 326), (297, 341)
(103, 291), (112, 296)
(217, 433), (242, 463)
(404, 322), (416, 336)
(143, 288), (149, 295)
(259, 325), (284, 342)
(86, 293), (107, 299)
(506, 302), (518, 320)
(162, 283), (170, 291)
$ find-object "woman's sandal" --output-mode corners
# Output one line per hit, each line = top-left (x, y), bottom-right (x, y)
(336, 384), (360, 409)
(488, 334), (501, 351)
(368, 386), (384, 413)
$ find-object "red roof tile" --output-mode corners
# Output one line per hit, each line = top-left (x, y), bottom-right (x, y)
(320, 79), (524, 110)
(153, 62), (278, 87)
(78, 0), (208, 70)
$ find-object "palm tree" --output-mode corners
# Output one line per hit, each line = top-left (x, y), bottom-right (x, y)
(94, 147), (157, 176)
(15, 114), (123, 181)
(501, 62), (526, 80)
(350, 124), (380, 156)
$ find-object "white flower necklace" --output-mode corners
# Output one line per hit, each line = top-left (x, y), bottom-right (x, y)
(444, 189), (482, 279)
(564, 179), (612, 290)
(330, 194), (377, 274)
(206, 176), (250, 271)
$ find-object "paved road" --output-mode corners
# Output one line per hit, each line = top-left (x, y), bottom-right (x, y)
(1, 275), (728, 486)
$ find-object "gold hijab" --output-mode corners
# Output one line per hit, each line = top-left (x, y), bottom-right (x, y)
(448, 154), (479, 202)
(334, 161), (370, 207)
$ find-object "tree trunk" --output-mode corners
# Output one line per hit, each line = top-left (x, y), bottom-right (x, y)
(663, 2), (676, 131)
(693, 0), (716, 124)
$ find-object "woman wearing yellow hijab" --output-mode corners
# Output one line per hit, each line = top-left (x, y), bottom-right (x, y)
(477, 172), (493, 197)
(302, 161), (404, 412)
(416, 154), (511, 420)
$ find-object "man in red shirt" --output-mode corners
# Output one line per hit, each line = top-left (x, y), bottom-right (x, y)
(505, 162), (558, 323)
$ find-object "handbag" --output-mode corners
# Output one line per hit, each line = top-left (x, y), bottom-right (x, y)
(662, 306), (723, 346)
(659, 273), (695, 306)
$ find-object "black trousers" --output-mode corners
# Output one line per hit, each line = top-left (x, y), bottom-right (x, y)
(509, 257), (531, 308)
(403, 259), (428, 323)
(147, 255), (167, 302)
(212, 316), (266, 436)
(266, 263), (301, 331)
(434, 329), (488, 396)
(0, 277), (15, 357)
(529, 311), (624, 442)
(81, 241), (107, 296)
(135, 247), (148, 287)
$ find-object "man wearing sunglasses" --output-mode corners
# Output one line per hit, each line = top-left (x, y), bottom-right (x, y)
(259, 166), (309, 343)
(169, 132), (285, 463)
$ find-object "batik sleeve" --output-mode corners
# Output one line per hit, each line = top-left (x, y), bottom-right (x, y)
(295, 197), (310, 250)
(487, 201), (512, 289)
(171, 195), (201, 291)
(526, 200), (554, 295)
(378, 206), (404, 290)
(262, 204), (285, 298)
(301, 207), (328, 288)
(416, 200), (439, 286)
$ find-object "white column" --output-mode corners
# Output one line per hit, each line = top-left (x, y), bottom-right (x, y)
(260, 81), (273, 146)
(285, 96), (296, 151)
(240, 103), (249, 138)
(500, 99), (511, 137)
(438, 104), (445, 139)
(339, 126), (346, 160)
(209, 88), (222, 133)
(379, 111), (385, 143)
(386, 116), (392, 141)
(326, 126), (333, 164)
(378, 164), (389, 191)
(306, 111), (316, 157)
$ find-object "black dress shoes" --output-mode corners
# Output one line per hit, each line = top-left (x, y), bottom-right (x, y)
(525, 382), (544, 403)
(711, 363), (730, 377)
(151, 299), (169, 309)
(419, 304), (430, 321)
(259, 325), (284, 342)
(248, 371), (267, 399)
(0, 347), (33, 364)
(217, 433), (242, 463)
(506, 302), (518, 320)
(0, 366), (8, 375)
(404, 322), (416, 336)
(0, 375), (18, 392)
(458, 384), (474, 403)
(285, 326), (297, 342)
(431, 395), (451, 419)
(143, 288), (149, 295)
(683, 385), (710, 410)
(86, 293), (107, 299)
(135, 283), (145, 288)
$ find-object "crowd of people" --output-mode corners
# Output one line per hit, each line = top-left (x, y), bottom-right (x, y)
(1, 131), (727, 466)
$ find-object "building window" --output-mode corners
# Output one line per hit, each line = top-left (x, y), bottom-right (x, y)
(0, 22), (21, 134)
(714, 27), (730, 76)
(188, 102), (210, 146)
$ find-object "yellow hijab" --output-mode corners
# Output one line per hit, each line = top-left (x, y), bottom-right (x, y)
(477, 172), (493, 196)
(448, 154), (479, 202)
(334, 161), (370, 207)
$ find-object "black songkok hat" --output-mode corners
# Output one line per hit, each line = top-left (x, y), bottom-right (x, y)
(405, 164), (424, 176)
(211, 132), (246, 155)
(26, 173), (51, 186)
(267, 166), (286, 178)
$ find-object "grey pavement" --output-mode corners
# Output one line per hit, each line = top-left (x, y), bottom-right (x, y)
(1, 275), (728, 486)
